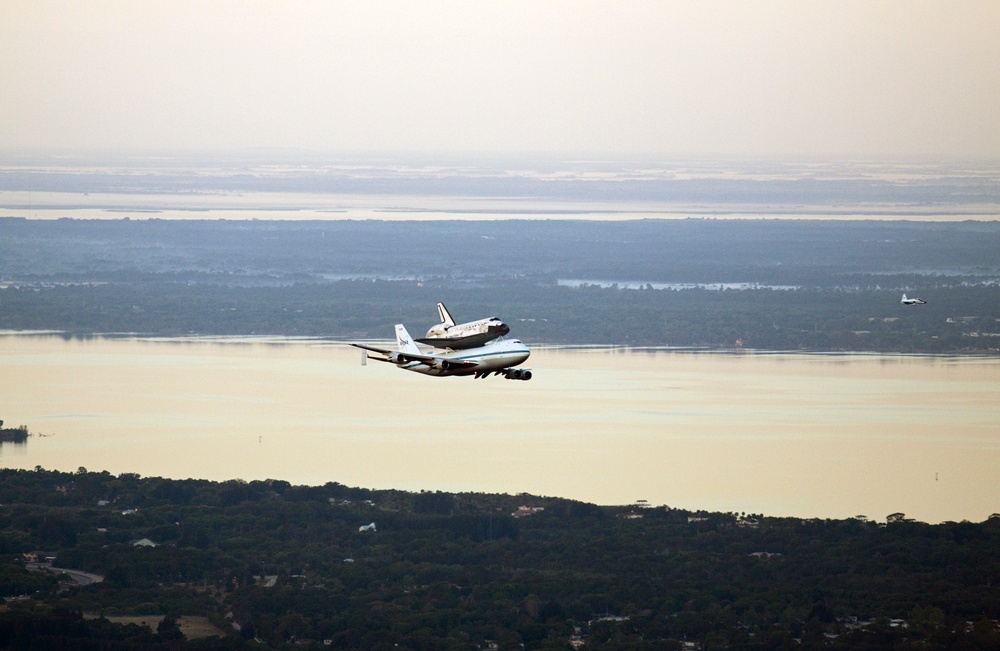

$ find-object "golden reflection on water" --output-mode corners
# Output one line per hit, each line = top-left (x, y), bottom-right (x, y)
(2, 335), (998, 523)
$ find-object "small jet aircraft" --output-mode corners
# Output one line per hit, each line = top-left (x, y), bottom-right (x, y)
(415, 302), (510, 349)
(352, 324), (532, 380)
(901, 293), (927, 305)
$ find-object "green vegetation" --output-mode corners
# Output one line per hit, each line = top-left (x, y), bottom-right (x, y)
(1, 468), (998, 649)
(2, 217), (1000, 646)
(2, 218), (1000, 353)
(5, 280), (997, 352)
(0, 426), (29, 444)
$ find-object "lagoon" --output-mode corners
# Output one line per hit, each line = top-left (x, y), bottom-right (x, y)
(1, 334), (997, 524)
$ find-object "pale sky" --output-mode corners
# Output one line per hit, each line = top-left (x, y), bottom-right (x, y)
(2, 0), (998, 158)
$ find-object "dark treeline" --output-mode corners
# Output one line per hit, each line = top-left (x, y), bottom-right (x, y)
(0, 426), (28, 443)
(4, 218), (1000, 282)
(0, 469), (998, 650)
(2, 218), (1000, 352)
(3, 281), (1000, 353)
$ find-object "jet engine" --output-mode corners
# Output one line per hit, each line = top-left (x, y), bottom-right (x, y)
(503, 368), (532, 381)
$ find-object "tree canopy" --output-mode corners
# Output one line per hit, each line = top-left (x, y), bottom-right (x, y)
(1, 468), (998, 649)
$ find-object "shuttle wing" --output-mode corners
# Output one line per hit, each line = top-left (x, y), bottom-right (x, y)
(415, 334), (500, 348)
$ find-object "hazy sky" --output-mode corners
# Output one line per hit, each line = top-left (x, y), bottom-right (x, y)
(2, 1), (998, 158)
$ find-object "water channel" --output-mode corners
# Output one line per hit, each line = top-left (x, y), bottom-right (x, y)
(2, 334), (997, 523)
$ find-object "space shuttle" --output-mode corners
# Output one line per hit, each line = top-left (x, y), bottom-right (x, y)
(415, 302), (511, 349)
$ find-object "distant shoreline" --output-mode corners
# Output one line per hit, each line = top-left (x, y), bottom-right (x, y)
(1, 153), (997, 222)
(3, 329), (998, 358)
(2, 197), (998, 222)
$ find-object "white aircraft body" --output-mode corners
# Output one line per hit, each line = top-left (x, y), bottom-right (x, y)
(415, 302), (510, 349)
(901, 293), (927, 305)
(352, 324), (532, 380)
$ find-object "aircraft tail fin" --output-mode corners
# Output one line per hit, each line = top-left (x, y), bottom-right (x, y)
(437, 302), (455, 327)
(901, 294), (907, 302)
(395, 324), (421, 354)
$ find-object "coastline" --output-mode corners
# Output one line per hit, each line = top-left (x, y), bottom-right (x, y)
(2, 189), (998, 222)
(3, 329), (999, 358)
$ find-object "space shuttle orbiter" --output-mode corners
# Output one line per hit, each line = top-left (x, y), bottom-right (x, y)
(415, 302), (510, 349)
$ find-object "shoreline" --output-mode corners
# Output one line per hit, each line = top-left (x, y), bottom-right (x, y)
(3, 329), (999, 358)
(2, 191), (999, 222)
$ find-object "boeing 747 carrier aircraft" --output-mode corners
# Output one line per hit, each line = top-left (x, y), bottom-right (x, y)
(352, 324), (532, 380)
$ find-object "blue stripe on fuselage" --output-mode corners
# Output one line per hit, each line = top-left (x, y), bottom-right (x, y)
(401, 343), (529, 373)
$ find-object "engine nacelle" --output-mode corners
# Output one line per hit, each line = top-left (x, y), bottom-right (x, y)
(388, 352), (407, 365)
(504, 368), (532, 381)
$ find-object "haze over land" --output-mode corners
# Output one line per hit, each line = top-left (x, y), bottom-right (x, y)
(2, 152), (1000, 221)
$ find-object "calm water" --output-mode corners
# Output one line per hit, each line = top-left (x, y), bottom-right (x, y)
(2, 334), (998, 523)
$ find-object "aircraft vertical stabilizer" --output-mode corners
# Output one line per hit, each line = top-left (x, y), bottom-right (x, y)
(437, 303), (456, 327)
(395, 324), (421, 354)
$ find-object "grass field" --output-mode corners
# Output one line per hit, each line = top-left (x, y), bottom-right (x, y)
(86, 615), (227, 640)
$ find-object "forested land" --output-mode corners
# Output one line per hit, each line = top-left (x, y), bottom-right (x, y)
(0, 468), (998, 650)
(2, 218), (1000, 353)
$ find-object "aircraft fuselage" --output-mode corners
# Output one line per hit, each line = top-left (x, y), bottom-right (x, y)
(399, 338), (530, 377)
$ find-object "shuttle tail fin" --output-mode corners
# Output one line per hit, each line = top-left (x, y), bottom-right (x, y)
(437, 302), (456, 327)
(395, 324), (421, 354)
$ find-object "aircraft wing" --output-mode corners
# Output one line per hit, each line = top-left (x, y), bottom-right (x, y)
(350, 343), (479, 369)
(412, 355), (480, 369)
(351, 342), (393, 355)
(350, 342), (405, 364)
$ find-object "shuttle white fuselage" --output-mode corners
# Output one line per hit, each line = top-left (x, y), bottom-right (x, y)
(416, 302), (510, 349)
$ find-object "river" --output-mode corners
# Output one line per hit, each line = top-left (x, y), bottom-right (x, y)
(1, 333), (997, 523)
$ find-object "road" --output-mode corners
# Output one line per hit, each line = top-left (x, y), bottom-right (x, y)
(26, 562), (104, 585)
